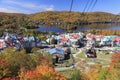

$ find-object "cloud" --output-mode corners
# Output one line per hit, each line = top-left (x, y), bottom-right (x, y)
(45, 7), (54, 11)
(0, 7), (21, 13)
(45, 5), (54, 11)
(2, 0), (54, 11)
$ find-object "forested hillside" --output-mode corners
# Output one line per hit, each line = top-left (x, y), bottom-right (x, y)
(30, 11), (118, 23)
(0, 11), (119, 29)
(0, 12), (37, 29)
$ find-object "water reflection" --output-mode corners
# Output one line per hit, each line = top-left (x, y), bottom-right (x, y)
(38, 23), (120, 33)
(76, 23), (120, 31)
(38, 25), (65, 33)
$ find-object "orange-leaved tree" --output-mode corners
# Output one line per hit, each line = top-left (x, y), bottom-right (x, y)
(19, 65), (67, 80)
(0, 59), (11, 80)
(110, 52), (120, 69)
(107, 52), (120, 80)
(84, 63), (102, 80)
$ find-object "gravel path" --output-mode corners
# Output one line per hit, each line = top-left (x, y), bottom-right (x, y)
(55, 48), (82, 71)
(55, 47), (111, 71)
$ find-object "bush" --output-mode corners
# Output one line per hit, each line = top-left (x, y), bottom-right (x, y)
(19, 66), (67, 80)
(0, 47), (54, 78)
(84, 63), (102, 80)
(110, 52), (120, 69)
(0, 59), (11, 80)
(69, 69), (81, 80)
(31, 47), (40, 53)
(106, 52), (120, 80)
(51, 38), (57, 44)
(98, 68), (109, 80)
(0, 48), (37, 76)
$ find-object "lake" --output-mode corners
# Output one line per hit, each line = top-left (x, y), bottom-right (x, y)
(38, 25), (65, 33)
(38, 23), (120, 33)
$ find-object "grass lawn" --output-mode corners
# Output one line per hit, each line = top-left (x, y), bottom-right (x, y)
(60, 69), (75, 78)
(76, 49), (113, 66)
(55, 56), (75, 68)
(71, 49), (79, 54)
(97, 51), (113, 59)
(76, 50), (86, 58)
(60, 69), (81, 79)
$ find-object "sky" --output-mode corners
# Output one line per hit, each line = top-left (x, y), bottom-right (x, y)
(0, 0), (120, 14)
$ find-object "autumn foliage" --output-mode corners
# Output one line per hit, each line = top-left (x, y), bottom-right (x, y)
(1, 43), (120, 80)
(85, 30), (120, 36)
(19, 66), (67, 80)
(110, 52), (120, 69)
(0, 47), (66, 80)
(80, 52), (120, 80)
(83, 64), (102, 80)
(0, 59), (11, 79)
(0, 59), (66, 80)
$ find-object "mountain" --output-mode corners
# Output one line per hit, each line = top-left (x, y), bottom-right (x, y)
(29, 11), (118, 23)
(0, 11), (119, 29)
